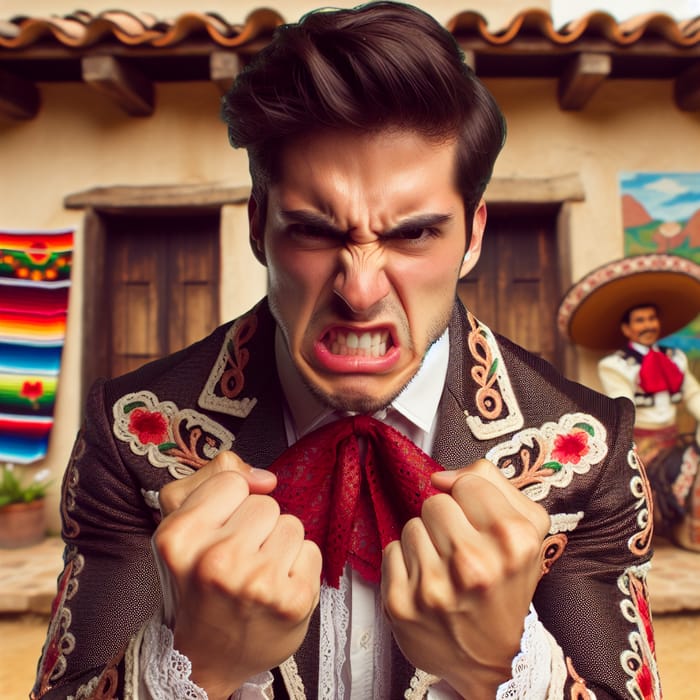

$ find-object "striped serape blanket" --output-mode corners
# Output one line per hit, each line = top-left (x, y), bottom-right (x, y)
(0, 229), (73, 464)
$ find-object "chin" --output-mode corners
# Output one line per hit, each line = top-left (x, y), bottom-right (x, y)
(308, 379), (405, 415)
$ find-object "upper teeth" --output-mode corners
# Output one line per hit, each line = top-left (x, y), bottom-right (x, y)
(329, 329), (389, 357)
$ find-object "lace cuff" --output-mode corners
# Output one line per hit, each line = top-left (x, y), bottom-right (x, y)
(496, 606), (566, 700)
(140, 616), (208, 699)
(138, 614), (274, 700)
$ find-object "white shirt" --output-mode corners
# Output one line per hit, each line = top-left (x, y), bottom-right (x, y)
(598, 341), (700, 431)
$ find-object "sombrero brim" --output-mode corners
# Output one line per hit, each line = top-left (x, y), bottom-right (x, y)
(557, 254), (700, 351)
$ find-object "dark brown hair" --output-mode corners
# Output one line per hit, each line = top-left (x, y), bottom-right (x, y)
(222, 1), (506, 223)
(621, 303), (659, 325)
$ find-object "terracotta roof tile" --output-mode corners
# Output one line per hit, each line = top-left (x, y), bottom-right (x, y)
(0, 7), (697, 51)
(447, 8), (700, 47)
(0, 8), (285, 49)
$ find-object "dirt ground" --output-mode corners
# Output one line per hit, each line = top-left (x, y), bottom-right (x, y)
(2, 610), (698, 699)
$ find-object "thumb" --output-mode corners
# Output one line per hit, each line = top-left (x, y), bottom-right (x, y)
(430, 464), (474, 493)
(159, 450), (276, 516)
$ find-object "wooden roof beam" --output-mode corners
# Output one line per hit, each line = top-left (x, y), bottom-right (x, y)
(674, 62), (700, 111)
(81, 55), (154, 117)
(0, 67), (40, 120)
(210, 51), (242, 94)
(558, 53), (611, 111)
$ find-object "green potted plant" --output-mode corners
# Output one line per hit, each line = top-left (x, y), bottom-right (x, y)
(0, 463), (51, 548)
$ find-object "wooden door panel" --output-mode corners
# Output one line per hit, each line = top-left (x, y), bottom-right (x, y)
(102, 212), (220, 379)
(458, 210), (561, 368)
(112, 281), (158, 357)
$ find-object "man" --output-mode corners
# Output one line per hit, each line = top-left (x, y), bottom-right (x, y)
(34, 3), (659, 699)
(558, 254), (700, 552)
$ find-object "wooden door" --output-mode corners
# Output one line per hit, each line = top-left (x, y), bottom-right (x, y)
(102, 212), (220, 378)
(458, 209), (561, 368)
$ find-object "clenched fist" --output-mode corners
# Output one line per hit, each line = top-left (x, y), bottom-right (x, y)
(381, 459), (550, 699)
(153, 451), (322, 700)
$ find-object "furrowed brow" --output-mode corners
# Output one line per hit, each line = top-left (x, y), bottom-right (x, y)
(280, 210), (346, 236)
(384, 213), (453, 238)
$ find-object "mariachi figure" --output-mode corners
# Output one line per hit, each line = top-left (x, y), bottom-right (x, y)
(558, 253), (700, 551)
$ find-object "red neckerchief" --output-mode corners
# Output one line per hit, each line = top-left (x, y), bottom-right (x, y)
(268, 415), (442, 587)
(638, 346), (684, 395)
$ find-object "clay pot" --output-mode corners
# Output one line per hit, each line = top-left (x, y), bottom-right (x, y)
(0, 500), (46, 548)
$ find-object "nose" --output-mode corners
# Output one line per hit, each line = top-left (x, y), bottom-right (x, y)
(333, 244), (390, 316)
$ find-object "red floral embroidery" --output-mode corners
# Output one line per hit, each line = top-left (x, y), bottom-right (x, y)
(21, 380), (44, 401)
(128, 408), (169, 445)
(551, 430), (589, 465)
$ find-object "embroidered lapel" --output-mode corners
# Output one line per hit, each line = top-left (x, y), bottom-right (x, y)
(198, 307), (260, 418)
(460, 308), (524, 439)
(433, 302), (524, 467)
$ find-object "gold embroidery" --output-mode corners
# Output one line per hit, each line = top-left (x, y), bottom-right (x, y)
(463, 311), (524, 439)
(221, 312), (258, 399)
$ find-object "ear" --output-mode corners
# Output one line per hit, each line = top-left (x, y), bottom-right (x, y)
(459, 199), (486, 279)
(248, 196), (267, 266)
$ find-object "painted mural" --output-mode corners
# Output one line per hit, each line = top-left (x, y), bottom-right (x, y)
(620, 172), (700, 358)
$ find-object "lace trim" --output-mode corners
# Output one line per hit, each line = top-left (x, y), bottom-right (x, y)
(496, 607), (554, 700)
(405, 669), (440, 699)
(319, 578), (349, 699)
(545, 627), (568, 699)
(141, 618), (207, 699)
(373, 586), (392, 698)
(124, 624), (145, 699)
(233, 672), (275, 700)
(279, 656), (306, 699)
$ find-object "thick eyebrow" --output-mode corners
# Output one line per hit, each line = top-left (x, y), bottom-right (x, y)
(384, 213), (453, 238)
(279, 210), (453, 237)
(280, 210), (346, 236)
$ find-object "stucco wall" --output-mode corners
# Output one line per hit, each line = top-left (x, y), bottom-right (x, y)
(2, 1), (698, 530)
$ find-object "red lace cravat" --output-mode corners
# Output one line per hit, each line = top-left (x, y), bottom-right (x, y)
(268, 415), (442, 587)
(638, 347), (684, 395)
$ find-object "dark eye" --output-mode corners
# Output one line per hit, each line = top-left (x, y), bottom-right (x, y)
(287, 223), (343, 248)
(288, 224), (335, 239)
(392, 227), (431, 240)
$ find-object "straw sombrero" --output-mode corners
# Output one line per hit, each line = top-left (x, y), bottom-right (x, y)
(557, 254), (700, 351)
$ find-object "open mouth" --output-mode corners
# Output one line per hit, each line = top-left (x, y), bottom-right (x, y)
(324, 328), (393, 357)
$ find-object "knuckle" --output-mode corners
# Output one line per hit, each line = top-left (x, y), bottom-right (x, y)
(421, 492), (452, 518)
(210, 450), (246, 473)
(153, 516), (189, 567)
(449, 546), (493, 590)
(383, 586), (413, 622)
(248, 493), (281, 521)
(400, 516), (425, 543)
(158, 481), (182, 514)
(278, 512), (304, 537)
(416, 575), (452, 612)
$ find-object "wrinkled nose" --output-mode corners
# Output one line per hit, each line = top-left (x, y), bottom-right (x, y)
(333, 245), (390, 316)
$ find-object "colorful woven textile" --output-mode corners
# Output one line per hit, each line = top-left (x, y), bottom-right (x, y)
(0, 229), (73, 463)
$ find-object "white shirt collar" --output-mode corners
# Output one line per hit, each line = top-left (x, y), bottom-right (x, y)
(275, 327), (449, 440)
(630, 341), (656, 355)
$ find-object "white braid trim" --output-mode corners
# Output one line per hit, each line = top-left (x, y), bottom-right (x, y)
(319, 578), (348, 699)
(496, 606), (556, 700)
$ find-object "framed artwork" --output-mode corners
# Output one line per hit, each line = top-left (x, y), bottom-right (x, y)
(620, 172), (700, 358)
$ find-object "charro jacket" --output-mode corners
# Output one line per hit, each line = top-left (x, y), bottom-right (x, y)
(32, 299), (659, 699)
